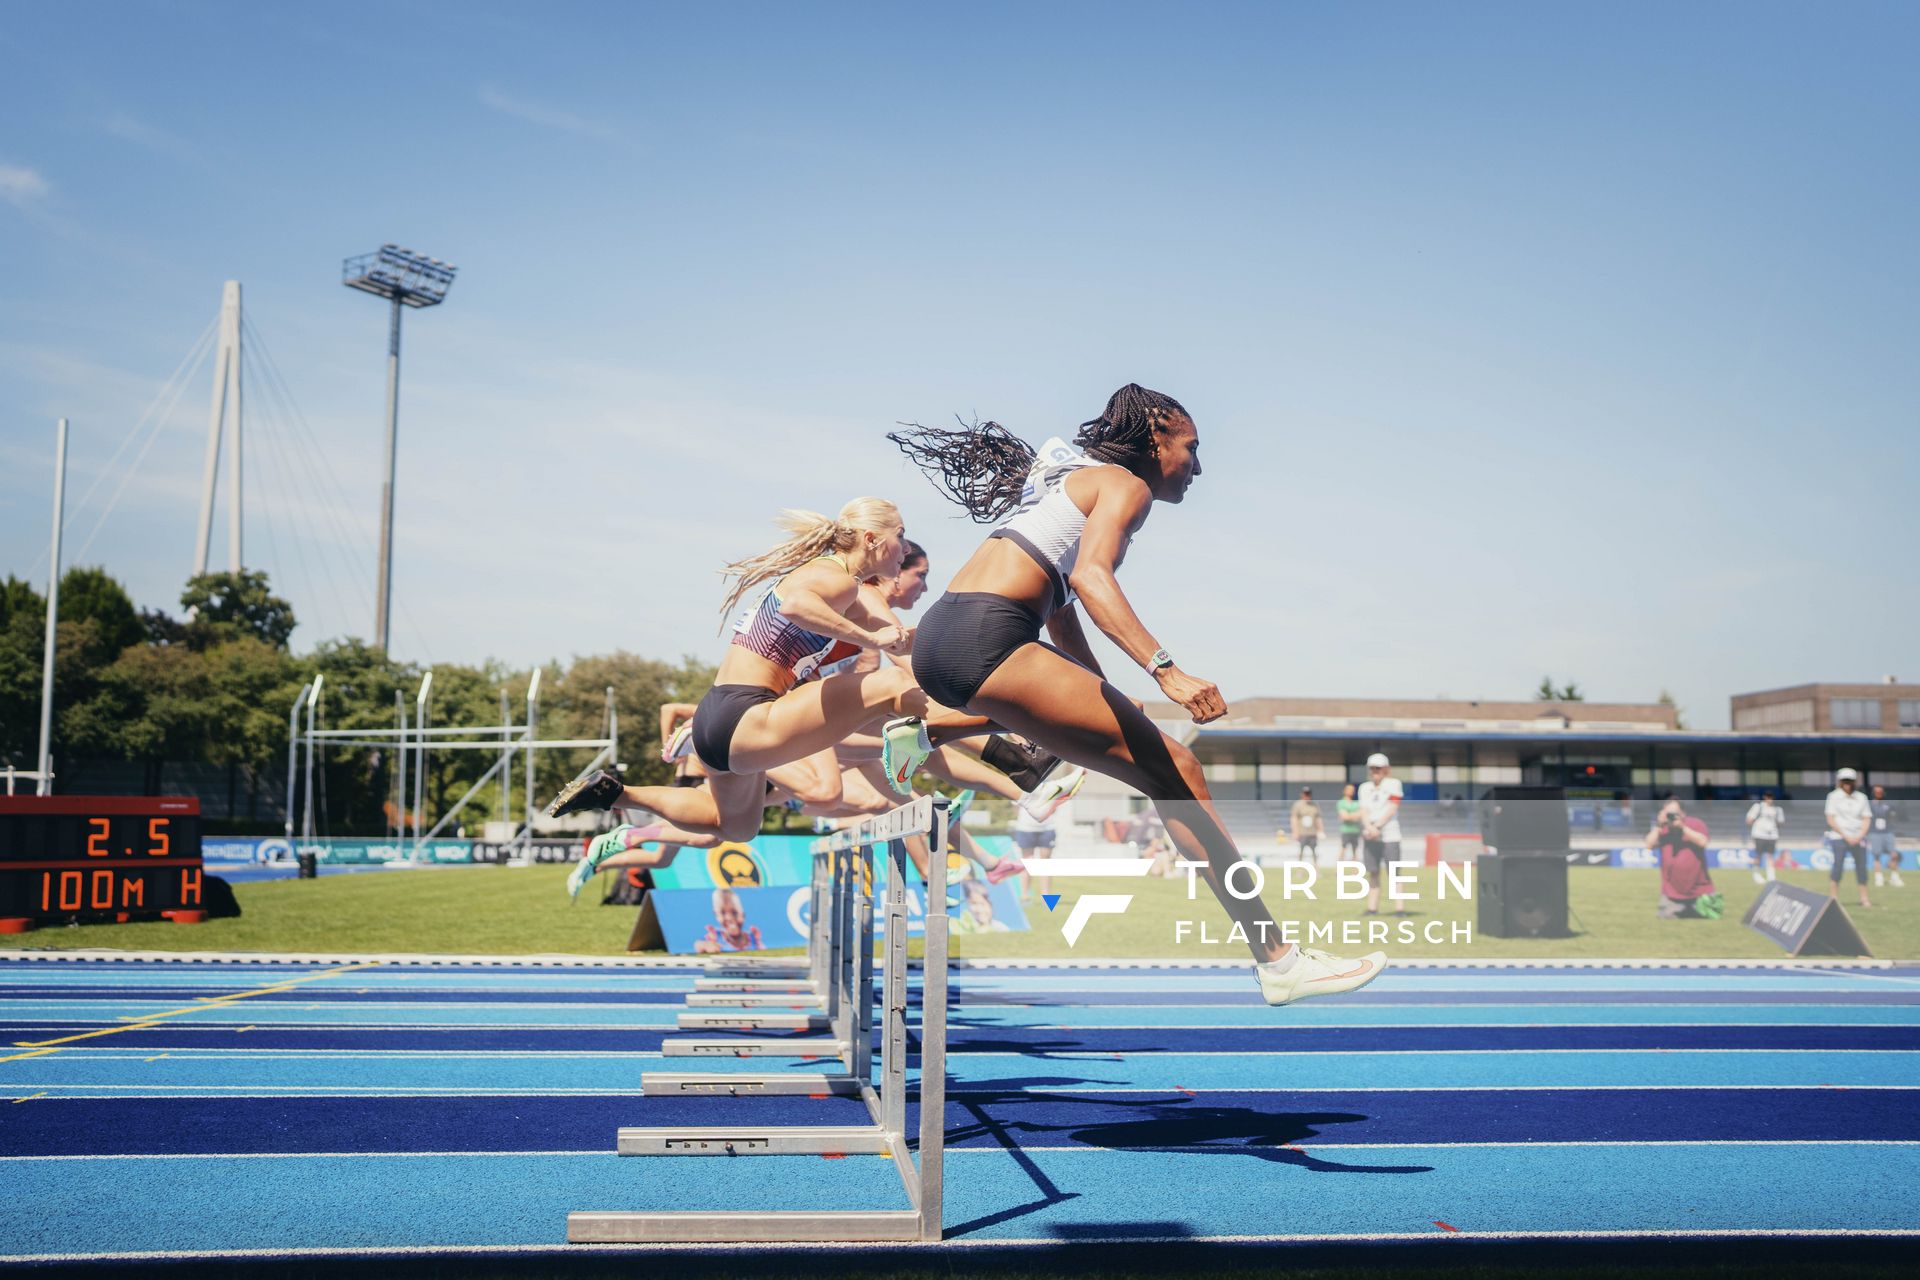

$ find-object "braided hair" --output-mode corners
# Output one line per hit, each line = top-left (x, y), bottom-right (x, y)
(889, 384), (1190, 523)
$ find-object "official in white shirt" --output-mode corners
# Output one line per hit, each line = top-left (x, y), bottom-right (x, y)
(1357, 753), (1406, 916)
(1824, 768), (1873, 909)
(1745, 791), (1786, 884)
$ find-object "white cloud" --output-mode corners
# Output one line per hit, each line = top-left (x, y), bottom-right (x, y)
(0, 164), (49, 207)
(477, 84), (623, 145)
(102, 113), (205, 165)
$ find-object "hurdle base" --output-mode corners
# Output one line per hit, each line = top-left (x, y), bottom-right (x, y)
(663, 1036), (849, 1058)
(614, 1123), (890, 1156)
(702, 962), (810, 980)
(684, 991), (826, 1008)
(676, 1011), (830, 1032)
(641, 1071), (861, 1097)
(693, 976), (819, 993)
(568, 1209), (926, 1244)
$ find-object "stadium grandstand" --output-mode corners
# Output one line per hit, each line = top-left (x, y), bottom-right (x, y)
(1071, 681), (1920, 850)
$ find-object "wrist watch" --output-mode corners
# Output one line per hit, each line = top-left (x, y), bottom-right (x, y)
(1147, 648), (1174, 673)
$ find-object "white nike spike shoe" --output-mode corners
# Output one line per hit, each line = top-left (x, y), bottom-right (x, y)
(1256, 947), (1387, 1006)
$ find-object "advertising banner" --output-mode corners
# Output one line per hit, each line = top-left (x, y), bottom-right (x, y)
(1742, 881), (1872, 957)
(204, 836), (480, 865)
(642, 875), (1030, 954)
(1603, 846), (1825, 870)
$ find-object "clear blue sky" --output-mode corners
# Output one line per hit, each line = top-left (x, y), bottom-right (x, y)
(3, 1), (1915, 727)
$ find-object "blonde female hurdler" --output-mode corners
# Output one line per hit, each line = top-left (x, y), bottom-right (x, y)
(566, 538), (1072, 895)
(891, 384), (1386, 1005)
(546, 497), (988, 847)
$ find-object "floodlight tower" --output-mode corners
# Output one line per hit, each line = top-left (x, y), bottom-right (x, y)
(342, 244), (457, 652)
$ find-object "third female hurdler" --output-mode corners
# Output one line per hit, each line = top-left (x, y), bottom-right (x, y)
(891, 385), (1386, 1004)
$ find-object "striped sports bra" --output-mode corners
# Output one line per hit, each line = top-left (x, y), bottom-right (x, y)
(730, 554), (861, 682)
(989, 436), (1132, 613)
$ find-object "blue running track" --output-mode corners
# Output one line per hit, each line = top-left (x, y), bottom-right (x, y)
(1, 956), (1916, 1264)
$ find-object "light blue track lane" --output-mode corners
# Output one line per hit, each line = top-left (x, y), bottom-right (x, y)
(1, 1142), (1915, 1259)
(5, 1000), (1919, 1029)
(2, 1049), (1911, 1096)
(4, 968), (1912, 995)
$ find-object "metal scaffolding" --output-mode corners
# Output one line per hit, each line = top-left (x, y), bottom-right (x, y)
(284, 668), (617, 856)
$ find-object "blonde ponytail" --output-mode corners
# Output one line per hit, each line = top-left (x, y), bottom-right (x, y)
(717, 497), (901, 622)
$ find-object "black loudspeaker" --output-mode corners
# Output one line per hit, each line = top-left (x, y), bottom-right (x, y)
(1478, 854), (1570, 938)
(1479, 785), (1571, 854)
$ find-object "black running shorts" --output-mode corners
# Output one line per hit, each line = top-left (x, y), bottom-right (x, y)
(913, 591), (1045, 710)
(691, 683), (779, 773)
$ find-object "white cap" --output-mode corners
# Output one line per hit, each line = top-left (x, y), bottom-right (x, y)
(1836, 767), (1860, 783)
(1366, 753), (1390, 769)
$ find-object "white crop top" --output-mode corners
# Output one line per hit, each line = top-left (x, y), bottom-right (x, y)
(989, 436), (1130, 613)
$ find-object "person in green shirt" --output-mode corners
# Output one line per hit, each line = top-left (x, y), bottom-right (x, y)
(1337, 783), (1362, 862)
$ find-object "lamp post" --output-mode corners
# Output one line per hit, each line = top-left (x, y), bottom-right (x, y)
(341, 245), (456, 652)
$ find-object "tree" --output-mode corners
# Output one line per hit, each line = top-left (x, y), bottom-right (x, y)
(180, 570), (297, 649)
(85, 636), (302, 768)
(1657, 689), (1687, 730)
(1535, 677), (1584, 702)
(0, 578), (46, 763)
(0, 569), (146, 764)
(58, 566), (144, 662)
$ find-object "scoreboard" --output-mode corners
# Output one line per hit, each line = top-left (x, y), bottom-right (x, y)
(0, 796), (204, 927)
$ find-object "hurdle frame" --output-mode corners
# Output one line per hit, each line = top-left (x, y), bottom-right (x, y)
(641, 827), (867, 1095)
(566, 794), (949, 1244)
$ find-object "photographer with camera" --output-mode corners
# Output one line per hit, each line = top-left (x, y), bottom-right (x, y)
(1648, 794), (1721, 919)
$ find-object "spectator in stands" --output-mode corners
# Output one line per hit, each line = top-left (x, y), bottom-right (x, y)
(1287, 787), (1323, 864)
(1357, 754), (1406, 915)
(1869, 784), (1903, 889)
(1825, 768), (1873, 909)
(1649, 794), (1719, 919)
(1746, 790), (1786, 885)
(1337, 783), (1362, 862)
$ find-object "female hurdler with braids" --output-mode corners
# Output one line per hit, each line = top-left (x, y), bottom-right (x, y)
(891, 385), (1386, 1004)
(545, 498), (958, 843)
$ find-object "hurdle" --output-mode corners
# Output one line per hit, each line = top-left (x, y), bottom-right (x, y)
(566, 794), (949, 1244)
(647, 826), (868, 1080)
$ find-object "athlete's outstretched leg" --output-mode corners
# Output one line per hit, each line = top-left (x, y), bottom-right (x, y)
(971, 644), (1288, 964)
(766, 747), (844, 812)
(727, 667), (927, 774)
(926, 745), (1023, 803)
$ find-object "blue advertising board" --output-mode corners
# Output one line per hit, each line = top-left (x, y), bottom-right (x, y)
(643, 874), (1030, 954)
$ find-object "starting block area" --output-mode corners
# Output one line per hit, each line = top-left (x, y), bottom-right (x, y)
(1, 917), (1917, 1262)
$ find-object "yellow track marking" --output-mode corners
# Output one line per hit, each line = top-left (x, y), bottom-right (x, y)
(0, 1047), (64, 1065)
(10, 1091), (48, 1103)
(2, 963), (382, 1064)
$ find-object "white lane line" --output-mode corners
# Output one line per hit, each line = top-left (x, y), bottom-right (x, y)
(4, 1019), (1911, 1035)
(3, 1138), (1916, 1163)
(5, 1226), (1920, 1264)
(8, 1046), (1914, 1062)
(8, 1084), (1919, 1099)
